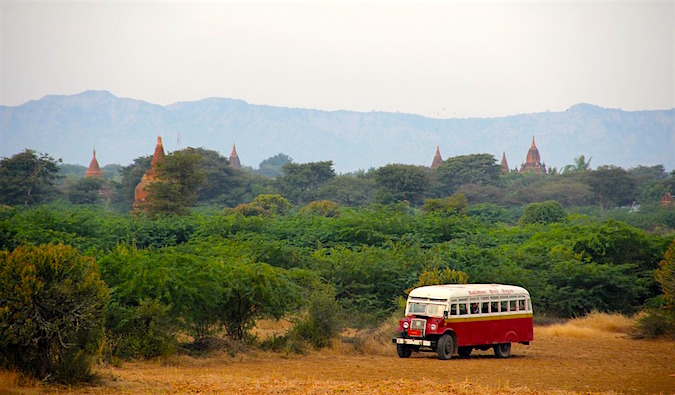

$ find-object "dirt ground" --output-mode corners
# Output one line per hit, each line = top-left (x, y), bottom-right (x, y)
(3, 325), (670, 395)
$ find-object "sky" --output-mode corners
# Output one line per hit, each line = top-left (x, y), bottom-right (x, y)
(1, 0), (673, 118)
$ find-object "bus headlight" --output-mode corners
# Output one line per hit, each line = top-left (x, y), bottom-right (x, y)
(430, 323), (437, 331)
(402, 322), (409, 329)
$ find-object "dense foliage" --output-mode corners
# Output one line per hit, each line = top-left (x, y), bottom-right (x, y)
(0, 244), (109, 382)
(1, 148), (674, 381)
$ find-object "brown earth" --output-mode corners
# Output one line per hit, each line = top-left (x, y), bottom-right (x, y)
(4, 325), (672, 395)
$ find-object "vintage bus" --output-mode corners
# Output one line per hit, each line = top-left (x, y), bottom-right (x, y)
(393, 284), (533, 359)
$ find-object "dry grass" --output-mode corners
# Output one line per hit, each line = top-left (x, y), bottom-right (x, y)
(3, 312), (673, 395)
(0, 370), (39, 395)
(536, 311), (634, 338)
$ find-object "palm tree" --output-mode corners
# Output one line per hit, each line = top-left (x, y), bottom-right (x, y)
(563, 155), (592, 173)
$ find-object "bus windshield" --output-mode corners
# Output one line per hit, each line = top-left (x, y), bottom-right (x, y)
(407, 302), (445, 317)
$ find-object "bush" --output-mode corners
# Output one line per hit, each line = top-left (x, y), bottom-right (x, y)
(104, 299), (176, 361)
(519, 200), (567, 225)
(0, 244), (109, 382)
(293, 285), (344, 349)
(300, 200), (341, 217)
(634, 309), (675, 339)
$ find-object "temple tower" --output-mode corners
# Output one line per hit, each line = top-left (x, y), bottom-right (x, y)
(133, 136), (165, 211)
(229, 143), (241, 169)
(84, 149), (104, 178)
(431, 146), (443, 169)
(519, 136), (547, 174)
(500, 152), (509, 173)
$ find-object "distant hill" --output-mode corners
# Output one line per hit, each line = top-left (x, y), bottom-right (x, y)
(1, 90), (673, 173)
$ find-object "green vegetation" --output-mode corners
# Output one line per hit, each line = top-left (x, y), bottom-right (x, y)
(0, 244), (109, 382)
(0, 148), (674, 381)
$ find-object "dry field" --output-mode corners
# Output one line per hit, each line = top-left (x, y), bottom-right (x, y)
(2, 313), (674, 395)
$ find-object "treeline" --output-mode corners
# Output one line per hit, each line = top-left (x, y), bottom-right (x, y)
(3, 149), (674, 229)
(0, 148), (674, 383)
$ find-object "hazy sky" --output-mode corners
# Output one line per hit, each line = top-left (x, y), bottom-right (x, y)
(1, 0), (673, 118)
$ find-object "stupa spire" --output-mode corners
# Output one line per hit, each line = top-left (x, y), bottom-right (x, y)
(500, 152), (509, 173)
(431, 145), (443, 169)
(84, 148), (104, 178)
(229, 143), (241, 169)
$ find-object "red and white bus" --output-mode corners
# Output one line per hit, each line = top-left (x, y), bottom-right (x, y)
(393, 284), (533, 359)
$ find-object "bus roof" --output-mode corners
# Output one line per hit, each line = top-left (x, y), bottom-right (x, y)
(407, 284), (530, 300)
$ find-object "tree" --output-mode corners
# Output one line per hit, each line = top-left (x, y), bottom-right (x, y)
(144, 149), (206, 216)
(251, 194), (291, 214)
(421, 194), (468, 216)
(221, 262), (299, 340)
(655, 240), (675, 312)
(433, 154), (500, 197)
(257, 153), (293, 178)
(374, 164), (431, 206)
(67, 177), (105, 204)
(276, 161), (336, 205)
(0, 244), (109, 382)
(0, 149), (62, 206)
(189, 148), (249, 205)
(316, 173), (377, 207)
(519, 201), (567, 225)
(563, 155), (592, 173)
(584, 165), (637, 210)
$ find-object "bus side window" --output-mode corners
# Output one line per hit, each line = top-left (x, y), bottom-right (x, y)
(490, 297), (499, 313)
(500, 300), (508, 312)
(481, 302), (489, 314)
(449, 304), (458, 316)
(459, 303), (468, 315)
(509, 299), (517, 311)
(518, 299), (525, 311)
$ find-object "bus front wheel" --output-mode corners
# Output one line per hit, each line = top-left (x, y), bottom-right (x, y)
(396, 344), (412, 358)
(437, 334), (454, 360)
(493, 343), (511, 358)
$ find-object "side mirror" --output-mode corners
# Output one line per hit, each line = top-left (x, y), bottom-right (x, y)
(443, 310), (448, 318)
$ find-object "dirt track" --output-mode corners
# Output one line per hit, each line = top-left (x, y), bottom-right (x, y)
(0, 322), (671, 395)
(15, 327), (669, 395)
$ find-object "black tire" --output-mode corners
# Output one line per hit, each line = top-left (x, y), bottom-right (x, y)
(437, 334), (454, 360)
(458, 346), (472, 358)
(493, 343), (511, 358)
(396, 344), (412, 358)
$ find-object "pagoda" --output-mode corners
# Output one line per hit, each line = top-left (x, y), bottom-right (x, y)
(500, 152), (509, 173)
(519, 136), (547, 174)
(84, 149), (104, 178)
(133, 136), (165, 211)
(431, 146), (443, 169)
(229, 143), (241, 169)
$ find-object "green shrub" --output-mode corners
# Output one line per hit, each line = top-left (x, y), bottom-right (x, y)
(300, 200), (341, 217)
(519, 200), (567, 225)
(292, 285), (344, 349)
(634, 309), (675, 339)
(233, 203), (269, 217)
(0, 244), (109, 383)
(104, 299), (176, 361)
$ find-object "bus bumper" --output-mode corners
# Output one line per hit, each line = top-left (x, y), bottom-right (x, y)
(393, 338), (432, 347)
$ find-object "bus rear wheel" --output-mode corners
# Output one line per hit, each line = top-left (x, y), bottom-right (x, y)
(458, 346), (472, 358)
(437, 334), (454, 360)
(493, 343), (511, 358)
(396, 344), (412, 358)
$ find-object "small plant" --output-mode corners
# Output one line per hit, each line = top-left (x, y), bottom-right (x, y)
(634, 309), (675, 338)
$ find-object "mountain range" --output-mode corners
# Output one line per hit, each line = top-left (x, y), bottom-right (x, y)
(1, 90), (673, 173)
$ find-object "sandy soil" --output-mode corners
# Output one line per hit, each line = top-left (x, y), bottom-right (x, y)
(4, 327), (674, 394)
